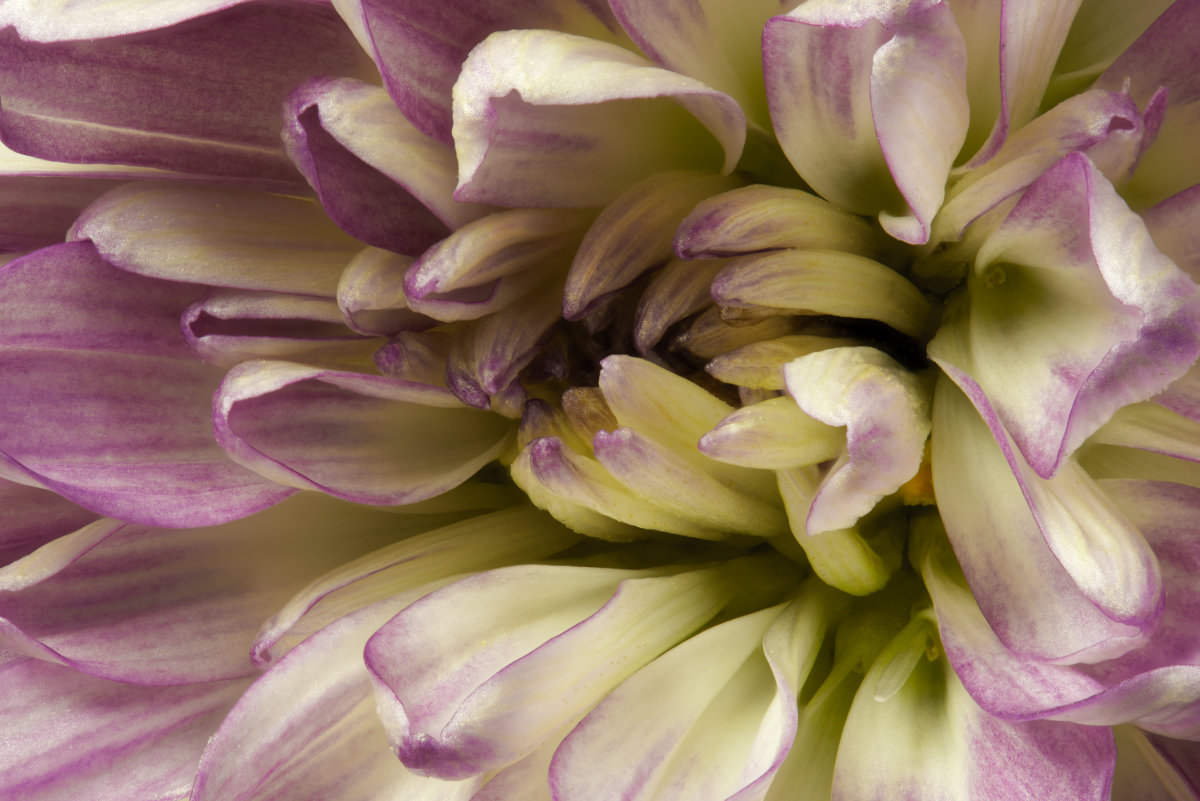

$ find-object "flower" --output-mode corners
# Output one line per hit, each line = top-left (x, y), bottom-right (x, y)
(2, 1), (1200, 799)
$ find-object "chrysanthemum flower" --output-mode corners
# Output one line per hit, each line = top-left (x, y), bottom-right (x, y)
(3, 0), (1200, 799)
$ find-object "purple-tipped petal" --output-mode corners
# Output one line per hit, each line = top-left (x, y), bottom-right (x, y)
(763, 0), (968, 243)
(346, 0), (624, 144)
(451, 30), (745, 208)
(0, 494), (405, 685)
(964, 0), (1085, 166)
(0, 2), (367, 184)
(831, 612), (1115, 801)
(0, 659), (249, 801)
(930, 152), (1200, 478)
(931, 377), (1160, 665)
(0, 242), (292, 526)
(633, 257), (725, 353)
(564, 170), (740, 320)
(214, 360), (513, 506)
(365, 561), (752, 779)
(72, 182), (360, 296)
(283, 77), (491, 256)
(1097, 0), (1200, 206)
(192, 593), (472, 801)
(182, 290), (372, 368)
(785, 347), (932, 535)
(338, 247), (435, 337)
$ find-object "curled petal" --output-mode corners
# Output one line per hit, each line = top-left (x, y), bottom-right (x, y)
(452, 30), (746, 207)
(214, 360), (513, 505)
(700, 396), (844, 470)
(342, 0), (623, 143)
(764, 0), (968, 243)
(633, 257), (726, 353)
(0, 0), (255, 41)
(182, 290), (372, 368)
(338, 247), (434, 337)
(930, 153), (1200, 478)
(785, 347), (932, 535)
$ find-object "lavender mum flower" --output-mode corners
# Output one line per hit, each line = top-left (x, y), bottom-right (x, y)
(3, 1), (1200, 799)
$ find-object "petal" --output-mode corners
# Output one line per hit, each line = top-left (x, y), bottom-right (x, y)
(704, 335), (854, 391)
(0, 3), (367, 184)
(674, 184), (889, 260)
(0, 480), (99, 567)
(710, 250), (937, 341)
(936, 87), (1149, 239)
(0, 242), (291, 526)
(182, 290), (373, 368)
(967, 0), (1084, 165)
(1143, 183), (1200, 283)
(0, 0), (254, 41)
(451, 30), (745, 207)
(407, 207), (590, 323)
(785, 347), (932, 535)
(564, 170), (741, 320)
(929, 152), (1200, 478)
(192, 594), (476, 801)
(1097, 0), (1200, 206)
(214, 360), (513, 506)
(0, 660), (249, 801)
(0, 494), (412, 684)
(283, 77), (491, 256)
(831, 615), (1115, 801)
(699, 396), (845, 470)
(338, 247), (434, 337)
(552, 580), (841, 801)
(931, 376), (1158, 664)
(593, 427), (789, 537)
(0, 175), (122, 252)
(344, 0), (624, 143)
(1112, 728), (1200, 801)
(763, 0), (968, 242)
(365, 560), (771, 778)
(608, 0), (791, 127)
(72, 182), (360, 296)
(251, 505), (579, 666)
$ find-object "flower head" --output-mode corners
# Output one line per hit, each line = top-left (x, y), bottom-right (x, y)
(3, 1), (1200, 799)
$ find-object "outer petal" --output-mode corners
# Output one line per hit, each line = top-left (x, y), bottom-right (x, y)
(0, 494), (407, 685)
(214, 360), (513, 506)
(0, 2), (368, 184)
(784, 347), (932, 535)
(763, 0), (968, 243)
(192, 593), (477, 801)
(71, 182), (360, 296)
(0, 659), (249, 801)
(1143, 184), (1200, 283)
(365, 560), (772, 778)
(931, 376), (1157, 663)
(830, 614), (1114, 801)
(451, 30), (745, 208)
(0, 242), (291, 526)
(283, 77), (491, 256)
(341, 0), (624, 143)
(929, 153), (1200, 478)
